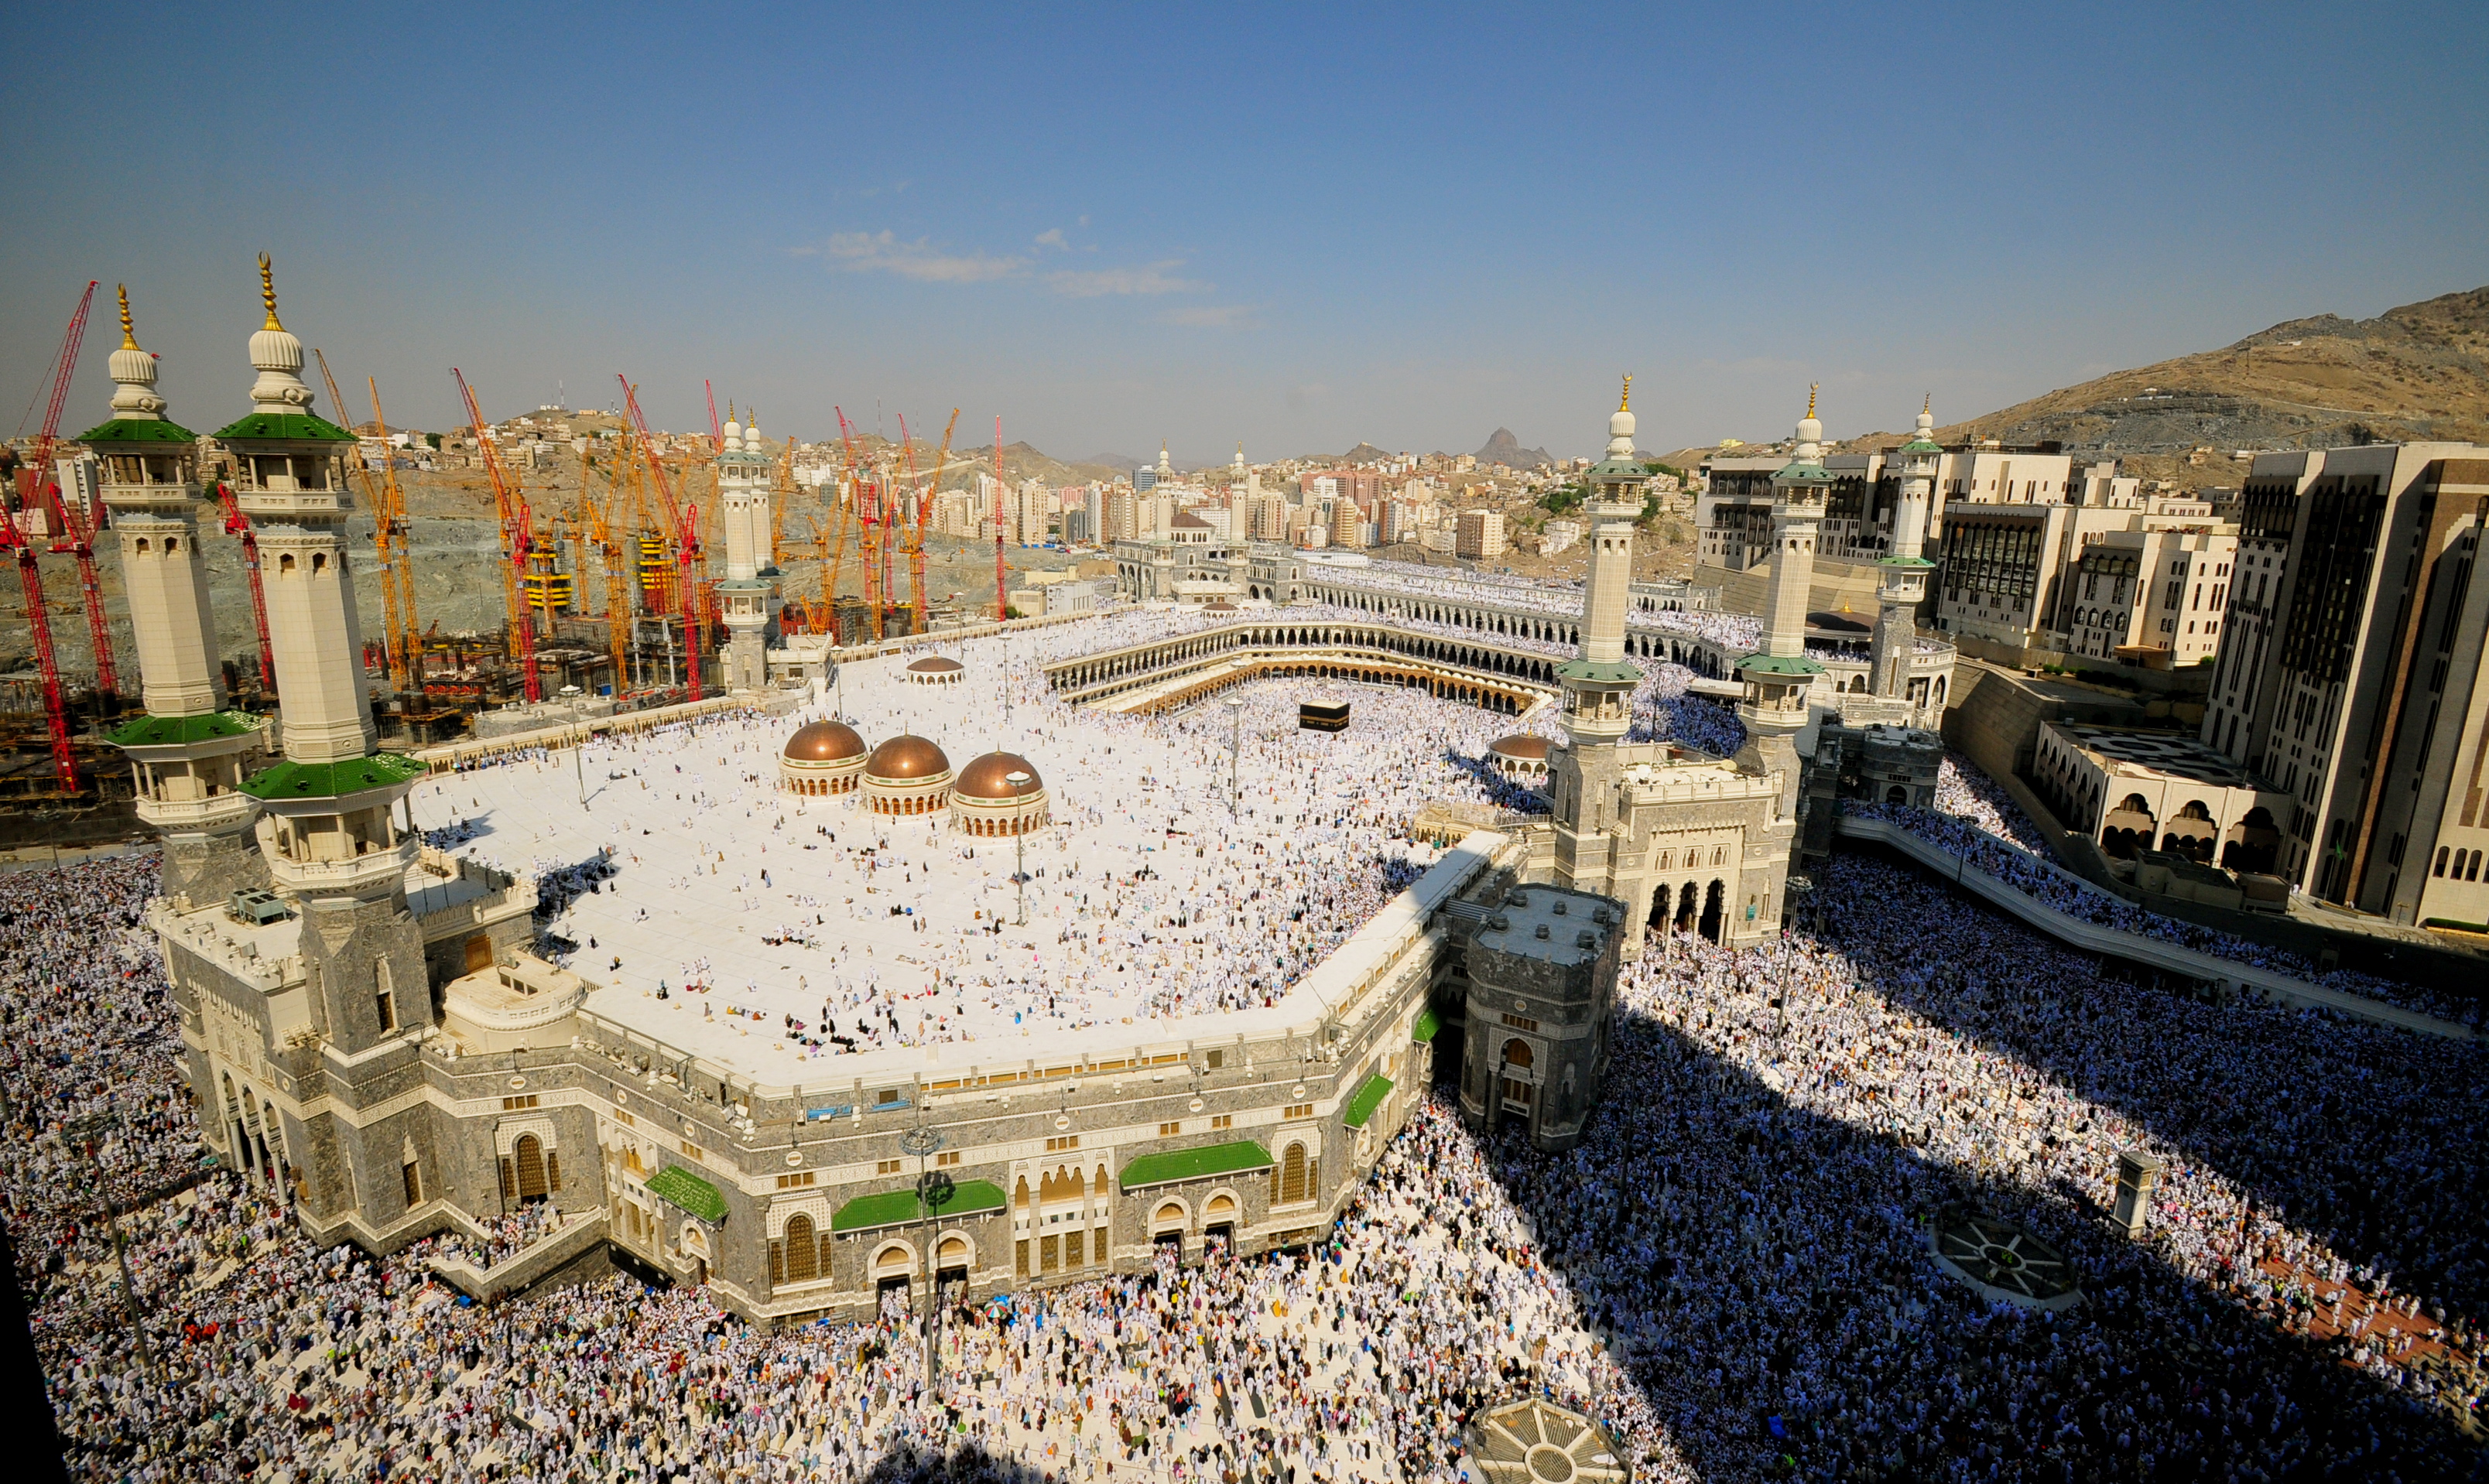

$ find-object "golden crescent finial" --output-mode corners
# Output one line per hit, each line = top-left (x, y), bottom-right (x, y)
(1922, 391), (1932, 415)
(1805, 382), (1818, 420)
(118, 285), (139, 351)
(1619, 374), (1631, 413)
(257, 253), (284, 332)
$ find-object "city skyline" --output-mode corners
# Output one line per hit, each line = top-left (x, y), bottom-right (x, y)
(5, 2), (2485, 461)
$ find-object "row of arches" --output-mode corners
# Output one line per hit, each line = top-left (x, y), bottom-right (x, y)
(1653, 879), (1730, 942)
(220, 1069), (293, 1202)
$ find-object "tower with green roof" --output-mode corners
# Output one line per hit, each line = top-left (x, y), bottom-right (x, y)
(221, 257), (435, 1085)
(90, 286), (274, 905)
(1548, 379), (1652, 894)
(1733, 390), (1831, 812)
(1871, 397), (1940, 701)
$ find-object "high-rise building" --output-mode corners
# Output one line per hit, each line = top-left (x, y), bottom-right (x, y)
(715, 415), (775, 692)
(1455, 509), (1505, 560)
(2198, 444), (2489, 918)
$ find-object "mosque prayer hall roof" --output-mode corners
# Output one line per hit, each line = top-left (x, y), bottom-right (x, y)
(954, 751), (1043, 800)
(905, 656), (964, 674)
(864, 733), (950, 779)
(1488, 734), (1554, 762)
(782, 719), (866, 763)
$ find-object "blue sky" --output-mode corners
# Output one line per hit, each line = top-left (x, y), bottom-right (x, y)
(6, 2), (2484, 464)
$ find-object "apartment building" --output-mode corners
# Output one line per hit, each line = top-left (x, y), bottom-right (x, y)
(2058, 526), (2238, 665)
(2196, 444), (2489, 921)
(1455, 509), (1506, 561)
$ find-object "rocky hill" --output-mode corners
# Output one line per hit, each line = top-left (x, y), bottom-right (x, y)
(1943, 286), (2489, 453)
(1474, 428), (1554, 469)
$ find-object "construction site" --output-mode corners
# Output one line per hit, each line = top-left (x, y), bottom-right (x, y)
(2, 280), (1088, 843)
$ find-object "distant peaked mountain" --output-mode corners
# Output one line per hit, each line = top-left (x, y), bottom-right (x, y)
(1476, 428), (1553, 469)
(1337, 443), (1394, 464)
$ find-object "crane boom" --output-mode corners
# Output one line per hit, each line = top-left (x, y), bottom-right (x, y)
(215, 482), (276, 695)
(0, 464), (76, 792)
(909, 409), (956, 631)
(33, 282), (118, 710)
(314, 350), (407, 692)
(451, 368), (542, 703)
(616, 375), (704, 700)
(368, 378), (422, 689)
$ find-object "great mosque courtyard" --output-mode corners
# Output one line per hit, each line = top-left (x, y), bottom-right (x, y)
(413, 620), (1546, 1082)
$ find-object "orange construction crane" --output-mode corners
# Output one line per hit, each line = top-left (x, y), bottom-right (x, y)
(594, 475), (632, 692)
(313, 349), (410, 692)
(451, 368), (542, 703)
(368, 378), (422, 689)
(616, 375), (703, 700)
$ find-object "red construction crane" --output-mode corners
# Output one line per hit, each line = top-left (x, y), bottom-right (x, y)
(214, 482), (276, 695)
(29, 282), (119, 710)
(993, 415), (1008, 623)
(837, 407), (880, 642)
(617, 375), (704, 700)
(0, 456), (75, 792)
(452, 368), (542, 703)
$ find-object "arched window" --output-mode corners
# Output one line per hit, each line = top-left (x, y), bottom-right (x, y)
(1279, 1143), (1308, 1204)
(513, 1134), (548, 1202)
(783, 1212), (818, 1282)
(1502, 1038), (1533, 1069)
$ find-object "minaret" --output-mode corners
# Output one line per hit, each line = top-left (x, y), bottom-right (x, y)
(90, 286), (272, 905)
(715, 413), (775, 692)
(1158, 442), (1172, 480)
(1733, 389), (1830, 816)
(1871, 397), (1940, 704)
(222, 256), (432, 1075)
(1549, 378), (1650, 898)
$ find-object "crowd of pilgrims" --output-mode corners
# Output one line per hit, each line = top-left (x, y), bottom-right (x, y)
(424, 629), (1564, 1051)
(11, 805), (2488, 1479)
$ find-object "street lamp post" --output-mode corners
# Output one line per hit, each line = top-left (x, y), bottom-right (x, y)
(1005, 771), (1033, 925)
(898, 1123), (951, 1390)
(70, 1113), (151, 1371)
(1775, 874), (1813, 1037)
(1225, 696), (1244, 819)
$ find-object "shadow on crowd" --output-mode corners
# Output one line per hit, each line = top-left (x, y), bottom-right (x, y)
(1457, 860), (2486, 1479)
(851, 1439), (1051, 1484)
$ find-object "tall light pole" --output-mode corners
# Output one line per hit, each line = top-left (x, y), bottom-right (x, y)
(1225, 696), (1244, 819)
(70, 1113), (151, 1373)
(1775, 874), (1813, 1037)
(898, 1122), (950, 1390)
(1006, 771), (1032, 925)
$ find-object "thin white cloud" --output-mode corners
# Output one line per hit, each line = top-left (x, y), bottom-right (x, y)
(814, 231), (1027, 283)
(1046, 259), (1208, 297)
(1033, 227), (1067, 251)
(1157, 304), (1258, 329)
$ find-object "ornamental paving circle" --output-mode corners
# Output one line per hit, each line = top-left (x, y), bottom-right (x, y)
(1927, 1209), (2081, 1311)
(1464, 1395), (1629, 1484)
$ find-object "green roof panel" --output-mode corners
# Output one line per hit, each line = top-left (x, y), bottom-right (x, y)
(239, 752), (429, 801)
(1736, 654), (1825, 677)
(1119, 1140), (1275, 1192)
(108, 710), (265, 748)
(211, 412), (355, 443)
(646, 1165), (728, 1223)
(1342, 1075), (1394, 1130)
(75, 417), (199, 445)
(1411, 1008), (1440, 1044)
(830, 1178), (1006, 1233)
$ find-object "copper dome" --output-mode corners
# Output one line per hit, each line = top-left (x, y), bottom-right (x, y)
(865, 733), (951, 780)
(783, 720), (867, 763)
(954, 751), (1043, 800)
(1489, 734), (1554, 761)
(906, 655), (964, 673)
